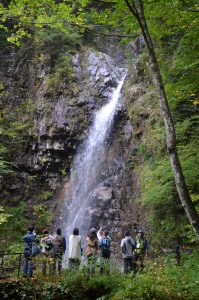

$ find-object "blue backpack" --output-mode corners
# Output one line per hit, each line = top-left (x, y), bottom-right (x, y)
(100, 237), (110, 258)
(32, 237), (41, 256)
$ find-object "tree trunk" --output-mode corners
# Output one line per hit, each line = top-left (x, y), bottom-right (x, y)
(129, 0), (199, 240)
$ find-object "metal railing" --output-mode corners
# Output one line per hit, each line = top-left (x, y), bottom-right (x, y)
(0, 252), (23, 278)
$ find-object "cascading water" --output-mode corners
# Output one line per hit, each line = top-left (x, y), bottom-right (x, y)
(64, 73), (126, 246)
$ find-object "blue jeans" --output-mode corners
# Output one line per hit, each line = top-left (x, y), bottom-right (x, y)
(23, 256), (33, 277)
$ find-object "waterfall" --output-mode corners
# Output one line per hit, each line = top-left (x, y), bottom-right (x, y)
(64, 73), (126, 244)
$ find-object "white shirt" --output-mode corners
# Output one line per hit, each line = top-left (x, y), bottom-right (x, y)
(68, 235), (81, 259)
(97, 228), (103, 242)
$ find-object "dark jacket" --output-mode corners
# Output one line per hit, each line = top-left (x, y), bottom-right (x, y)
(23, 231), (36, 257)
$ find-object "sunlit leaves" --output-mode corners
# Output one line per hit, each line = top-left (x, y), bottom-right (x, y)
(0, 206), (12, 225)
(0, 0), (86, 44)
(0, 158), (14, 181)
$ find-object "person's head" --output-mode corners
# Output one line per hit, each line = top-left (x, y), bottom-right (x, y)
(125, 231), (130, 237)
(73, 227), (79, 235)
(88, 232), (96, 241)
(56, 228), (62, 235)
(99, 230), (104, 237)
(28, 225), (34, 233)
(104, 230), (109, 237)
(90, 228), (97, 237)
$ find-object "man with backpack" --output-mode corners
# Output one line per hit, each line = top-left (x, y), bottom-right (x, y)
(53, 228), (66, 272)
(134, 230), (148, 271)
(121, 231), (136, 274)
(23, 225), (36, 278)
(99, 230), (111, 274)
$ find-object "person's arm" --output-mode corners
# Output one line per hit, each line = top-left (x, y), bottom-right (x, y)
(131, 238), (136, 250)
(97, 229), (101, 240)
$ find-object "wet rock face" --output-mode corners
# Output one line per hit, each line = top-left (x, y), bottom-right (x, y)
(22, 49), (125, 178)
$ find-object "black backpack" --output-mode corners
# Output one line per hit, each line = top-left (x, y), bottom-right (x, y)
(44, 238), (54, 251)
(54, 235), (64, 253)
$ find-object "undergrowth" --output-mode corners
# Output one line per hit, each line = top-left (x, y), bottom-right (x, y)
(1, 251), (199, 299)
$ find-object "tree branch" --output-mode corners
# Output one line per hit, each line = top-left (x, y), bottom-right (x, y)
(124, 0), (139, 19)
(88, 28), (139, 39)
(0, 14), (138, 39)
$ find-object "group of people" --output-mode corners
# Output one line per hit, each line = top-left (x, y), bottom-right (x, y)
(23, 224), (148, 278)
(121, 230), (148, 274)
(23, 226), (66, 277)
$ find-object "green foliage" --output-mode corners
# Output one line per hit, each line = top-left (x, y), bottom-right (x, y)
(140, 157), (173, 206)
(0, 156), (14, 181)
(165, 21), (199, 115)
(0, 206), (12, 225)
(0, 0), (86, 45)
(35, 28), (82, 56)
(33, 204), (53, 231)
(39, 190), (53, 201)
(1, 98), (34, 162)
(0, 203), (28, 252)
(2, 251), (199, 299)
(33, 28), (82, 94)
(112, 251), (199, 299)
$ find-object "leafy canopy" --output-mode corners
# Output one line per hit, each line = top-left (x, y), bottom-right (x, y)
(0, 0), (86, 45)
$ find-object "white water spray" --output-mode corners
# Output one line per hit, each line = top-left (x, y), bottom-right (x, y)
(64, 74), (126, 242)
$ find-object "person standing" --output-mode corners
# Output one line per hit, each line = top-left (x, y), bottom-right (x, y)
(99, 230), (111, 274)
(53, 228), (66, 272)
(134, 230), (148, 271)
(85, 229), (98, 274)
(23, 225), (36, 278)
(68, 227), (81, 270)
(40, 230), (54, 275)
(121, 231), (136, 275)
